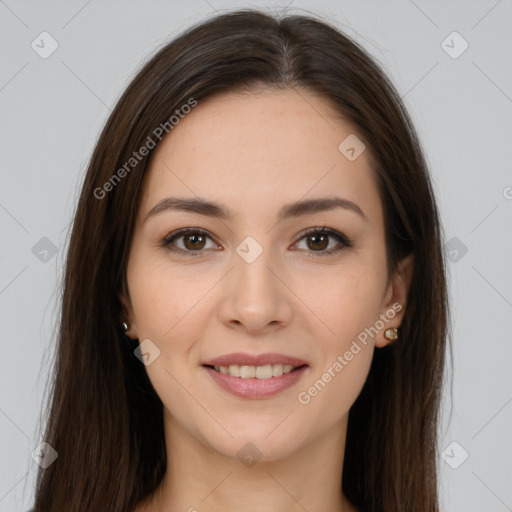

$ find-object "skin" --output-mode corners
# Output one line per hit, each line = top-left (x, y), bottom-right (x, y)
(121, 88), (414, 512)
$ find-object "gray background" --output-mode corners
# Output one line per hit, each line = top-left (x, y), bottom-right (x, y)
(1, 0), (511, 510)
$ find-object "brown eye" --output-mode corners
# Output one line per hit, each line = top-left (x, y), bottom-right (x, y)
(162, 228), (217, 256)
(183, 233), (206, 250)
(306, 233), (329, 251)
(163, 227), (351, 258)
(294, 228), (352, 256)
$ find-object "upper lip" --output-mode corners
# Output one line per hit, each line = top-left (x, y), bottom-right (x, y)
(202, 352), (309, 367)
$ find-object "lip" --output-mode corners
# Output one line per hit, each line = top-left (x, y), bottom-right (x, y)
(202, 352), (309, 367)
(203, 364), (308, 399)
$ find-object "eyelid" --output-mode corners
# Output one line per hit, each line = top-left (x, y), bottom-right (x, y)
(162, 226), (352, 256)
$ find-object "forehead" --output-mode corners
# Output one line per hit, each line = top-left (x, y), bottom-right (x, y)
(140, 88), (382, 226)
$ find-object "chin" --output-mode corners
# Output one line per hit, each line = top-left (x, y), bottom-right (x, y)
(199, 420), (308, 463)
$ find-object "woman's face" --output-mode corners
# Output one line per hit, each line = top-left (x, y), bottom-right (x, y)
(121, 88), (412, 461)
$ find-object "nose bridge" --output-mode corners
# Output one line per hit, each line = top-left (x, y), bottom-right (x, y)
(221, 233), (291, 330)
(233, 234), (278, 296)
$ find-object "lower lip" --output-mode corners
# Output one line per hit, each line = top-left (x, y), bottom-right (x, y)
(203, 365), (308, 399)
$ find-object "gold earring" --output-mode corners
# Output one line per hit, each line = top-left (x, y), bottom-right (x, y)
(384, 327), (398, 341)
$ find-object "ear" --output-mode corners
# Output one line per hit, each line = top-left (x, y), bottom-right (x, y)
(375, 253), (414, 348)
(118, 282), (138, 340)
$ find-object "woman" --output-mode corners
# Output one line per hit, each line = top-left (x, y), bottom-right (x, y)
(32, 8), (450, 512)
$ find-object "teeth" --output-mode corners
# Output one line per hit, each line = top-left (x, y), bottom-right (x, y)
(212, 363), (298, 379)
(272, 364), (284, 377)
(255, 365), (272, 379)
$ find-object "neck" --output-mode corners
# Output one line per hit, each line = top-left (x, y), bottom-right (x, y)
(144, 411), (357, 512)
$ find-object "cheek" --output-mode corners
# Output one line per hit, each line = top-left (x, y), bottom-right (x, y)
(292, 261), (385, 344)
(127, 254), (219, 382)
(294, 263), (384, 419)
(126, 257), (210, 426)
(128, 254), (208, 339)
(295, 268), (378, 420)
(296, 341), (373, 431)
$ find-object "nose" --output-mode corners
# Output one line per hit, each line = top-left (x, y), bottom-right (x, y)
(217, 241), (293, 334)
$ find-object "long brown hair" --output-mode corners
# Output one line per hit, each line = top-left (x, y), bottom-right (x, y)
(32, 8), (451, 511)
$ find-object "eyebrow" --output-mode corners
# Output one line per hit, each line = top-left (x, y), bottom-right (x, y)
(144, 196), (368, 223)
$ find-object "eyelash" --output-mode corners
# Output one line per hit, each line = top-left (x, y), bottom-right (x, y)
(161, 226), (352, 258)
